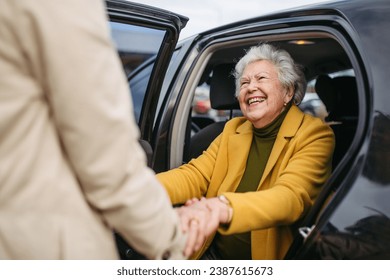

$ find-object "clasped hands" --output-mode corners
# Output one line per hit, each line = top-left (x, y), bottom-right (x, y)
(175, 196), (233, 257)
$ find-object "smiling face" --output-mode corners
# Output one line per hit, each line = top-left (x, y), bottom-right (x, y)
(238, 60), (294, 128)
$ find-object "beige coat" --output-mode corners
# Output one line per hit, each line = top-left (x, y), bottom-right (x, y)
(0, 0), (186, 259)
(158, 105), (335, 259)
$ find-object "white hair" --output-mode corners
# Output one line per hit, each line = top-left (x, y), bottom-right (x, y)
(234, 43), (306, 105)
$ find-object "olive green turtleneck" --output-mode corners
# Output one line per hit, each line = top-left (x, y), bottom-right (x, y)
(214, 103), (291, 259)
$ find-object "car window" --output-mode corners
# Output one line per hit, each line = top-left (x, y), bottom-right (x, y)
(109, 22), (165, 122)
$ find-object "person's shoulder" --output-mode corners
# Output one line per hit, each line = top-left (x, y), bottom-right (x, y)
(302, 112), (329, 127)
(301, 113), (335, 138)
(224, 116), (249, 130)
(290, 104), (328, 127)
(220, 117), (253, 136)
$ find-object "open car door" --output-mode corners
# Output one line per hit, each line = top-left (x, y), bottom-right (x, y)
(106, 0), (188, 158)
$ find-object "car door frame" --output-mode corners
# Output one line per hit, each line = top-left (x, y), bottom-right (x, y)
(106, 0), (188, 144)
(159, 12), (368, 169)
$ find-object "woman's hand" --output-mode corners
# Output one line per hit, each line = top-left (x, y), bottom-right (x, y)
(195, 196), (233, 224)
(175, 200), (219, 257)
(177, 196), (234, 257)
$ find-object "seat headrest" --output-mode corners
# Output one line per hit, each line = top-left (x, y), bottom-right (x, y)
(315, 74), (337, 113)
(209, 64), (240, 110)
(332, 76), (358, 116)
(315, 74), (358, 120)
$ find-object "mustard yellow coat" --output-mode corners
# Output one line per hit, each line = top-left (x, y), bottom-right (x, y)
(157, 105), (335, 259)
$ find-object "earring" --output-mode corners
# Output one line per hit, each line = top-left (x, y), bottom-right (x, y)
(283, 102), (287, 106)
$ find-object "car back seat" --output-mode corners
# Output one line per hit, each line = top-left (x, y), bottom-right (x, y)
(315, 74), (359, 169)
(186, 64), (240, 161)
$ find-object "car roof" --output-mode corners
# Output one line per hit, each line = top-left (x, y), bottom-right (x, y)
(180, 0), (386, 83)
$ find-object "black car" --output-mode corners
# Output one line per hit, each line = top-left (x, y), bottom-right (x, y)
(106, 0), (390, 260)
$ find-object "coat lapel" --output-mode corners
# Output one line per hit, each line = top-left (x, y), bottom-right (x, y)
(218, 105), (305, 193)
(259, 105), (304, 187)
(219, 120), (253, 193)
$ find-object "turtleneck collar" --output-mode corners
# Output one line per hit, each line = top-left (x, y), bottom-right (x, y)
(253, 102), (292, 138)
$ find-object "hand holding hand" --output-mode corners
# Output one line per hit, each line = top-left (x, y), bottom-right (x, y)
(176, 195), (233, 257)
(189, 196), (233, 225)
(175, 198), (217, 257)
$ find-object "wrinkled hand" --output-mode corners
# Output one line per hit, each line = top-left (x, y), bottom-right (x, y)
(175, 198), (219, 257)
(176, 196), (233, 257)
(187, 197), (232, 225)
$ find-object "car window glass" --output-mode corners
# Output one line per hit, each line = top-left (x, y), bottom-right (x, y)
(128, 62), (154, 123)
(154, 50), (179, 125)
(109, 22), (165, 122)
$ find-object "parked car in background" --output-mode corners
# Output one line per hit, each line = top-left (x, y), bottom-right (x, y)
(106, 0), (390, 259)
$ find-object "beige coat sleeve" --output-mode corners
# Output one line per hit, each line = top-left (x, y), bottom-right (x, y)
(13, 0), (186, 259)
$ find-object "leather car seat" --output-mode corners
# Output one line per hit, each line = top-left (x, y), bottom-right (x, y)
(315, 74), (359, 168)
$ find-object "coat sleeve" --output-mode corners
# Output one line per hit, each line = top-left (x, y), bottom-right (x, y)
(16, 0), (186, 259)
(157, 134), (222, 204)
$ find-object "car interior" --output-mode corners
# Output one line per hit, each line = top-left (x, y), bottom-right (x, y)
(117, 31), (363, 260)
(183, 35), (359, 175)
(147, 32), (362, 260)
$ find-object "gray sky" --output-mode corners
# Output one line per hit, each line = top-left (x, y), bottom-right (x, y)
(131, 0), (331, 39)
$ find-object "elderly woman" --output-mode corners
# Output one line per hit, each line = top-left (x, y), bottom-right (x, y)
(157, 43), (335, 260)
